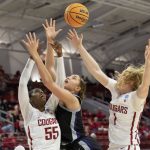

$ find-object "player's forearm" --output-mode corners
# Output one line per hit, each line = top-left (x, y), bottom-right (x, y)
(55, 56), (66, 87)
(137, 62), (150, 98)
(19, 58), (34, 119)
(45, 42), (56, 81)
(141, 62), (150, 88)
(19, 58), (35, 85)
(77, 45), (109, 86)
(78, 45), (103, 76)
(46, 56), (66, 110)
(18, 82), (30, 119)
(77, 45), (101, 73)
(34, 54), (55, 90)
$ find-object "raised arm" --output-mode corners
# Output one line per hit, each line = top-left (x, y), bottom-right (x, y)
(67, 29), (109, 87)
(18, 58), (34, 121)
(23, 33), (79, 111)
(136, 40), (150, 99)
(53, 42), (66, 86)
(43, 19), (66, 110)
(43, 19), (62, 81)
(45, 42), (66, 111)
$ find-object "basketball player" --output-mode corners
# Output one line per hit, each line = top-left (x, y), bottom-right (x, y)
(23, 31), (101, 150)
(67, 29), (150, 150)
(18, 19), (63, 150)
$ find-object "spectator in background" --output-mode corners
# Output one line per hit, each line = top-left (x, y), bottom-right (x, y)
(2, 99), (9, 111)
(18, 114), (24, 133)
(8, 105), (20, 132)
(0, 75), (7, 96)
(9, 90), (17, 105)
(96, 109), (106, 121)
(2, 133), (17, 150)
(1, 122), (14, 133)
(0, 98), (4, 110)
(90, 133), (97, 139)
(13, 71), (21, 81)
(0, 137), (2, 150)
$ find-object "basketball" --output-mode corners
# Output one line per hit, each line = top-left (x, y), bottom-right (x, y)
(64, 3), (89, 28)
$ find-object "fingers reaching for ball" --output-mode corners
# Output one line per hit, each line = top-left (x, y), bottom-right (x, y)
(67, 29), (83, 50)
(22, 32), (39, 58)
(42, 18), (62, 43)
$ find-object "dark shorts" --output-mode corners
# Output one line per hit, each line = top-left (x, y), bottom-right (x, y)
(61, 136), (102, 150)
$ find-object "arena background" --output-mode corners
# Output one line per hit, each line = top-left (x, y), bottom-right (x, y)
(0, 0), (150, 149)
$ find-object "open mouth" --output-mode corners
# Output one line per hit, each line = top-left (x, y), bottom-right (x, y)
(64, 79), (69, 83)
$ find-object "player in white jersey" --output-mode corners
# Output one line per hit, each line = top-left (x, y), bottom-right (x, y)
(66, 29), (150, 150)
(18, 19), (64, 150)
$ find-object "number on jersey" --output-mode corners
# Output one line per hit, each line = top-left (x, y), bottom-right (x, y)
(45, 126), (59, 140)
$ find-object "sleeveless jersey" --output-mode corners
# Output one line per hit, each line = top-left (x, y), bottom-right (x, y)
(24, 108), (60, 150)
(55, 95), (85, 144)
(106, 78), (146, 145)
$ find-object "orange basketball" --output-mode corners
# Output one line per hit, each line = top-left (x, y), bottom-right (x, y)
(64, 3), (89, 28)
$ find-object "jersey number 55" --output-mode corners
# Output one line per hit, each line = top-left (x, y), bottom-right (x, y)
(45, 126), (59, 140)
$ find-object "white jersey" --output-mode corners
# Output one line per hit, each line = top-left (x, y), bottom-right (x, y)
(18, 57), (66, 150)
(106, 78), (146, 145)
(24, 108), (60, 150)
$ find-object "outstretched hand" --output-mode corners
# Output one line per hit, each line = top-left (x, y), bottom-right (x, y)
(145, 39), (150, 63)
(43, 18), (62, 43)
(67, 29), (83, 50)
(22, 32), (39, 58)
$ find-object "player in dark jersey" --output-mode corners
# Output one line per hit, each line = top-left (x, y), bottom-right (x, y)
(23, 23), (101, 149)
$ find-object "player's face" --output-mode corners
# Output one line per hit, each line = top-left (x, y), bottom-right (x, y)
(64, 74), (81, 93)
(30, 90), (46, 111)
(36, 91), (46, 102)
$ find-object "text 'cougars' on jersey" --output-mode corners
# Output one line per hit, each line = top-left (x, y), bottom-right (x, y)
(109, 104), (128, 114)
(38, 118), (58, 126)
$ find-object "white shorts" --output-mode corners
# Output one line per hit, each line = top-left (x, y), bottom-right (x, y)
(108, 142), (140, 150)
